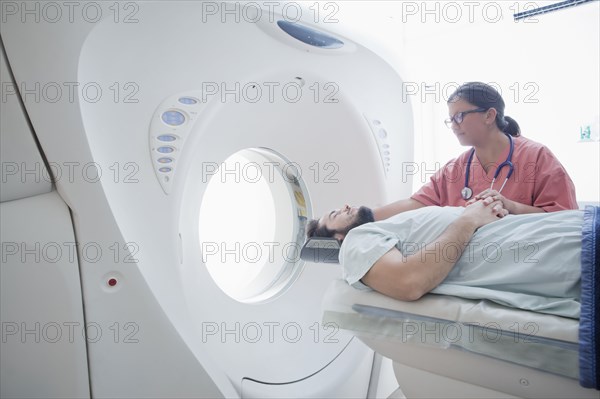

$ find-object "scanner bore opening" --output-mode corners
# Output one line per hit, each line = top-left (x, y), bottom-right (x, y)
(198, 148), (310, 303)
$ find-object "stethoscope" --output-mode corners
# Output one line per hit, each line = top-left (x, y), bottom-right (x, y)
(461, 134), (514, 200)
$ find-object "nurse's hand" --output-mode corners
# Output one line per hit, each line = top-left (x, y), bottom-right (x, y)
(466, 189), (514, 214)
(461, 196), (508, 230)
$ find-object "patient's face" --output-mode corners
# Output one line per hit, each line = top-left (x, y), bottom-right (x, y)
(319, 205), (374, 238)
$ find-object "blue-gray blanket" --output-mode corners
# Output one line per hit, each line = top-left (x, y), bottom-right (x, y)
(580, 205), (600, 389)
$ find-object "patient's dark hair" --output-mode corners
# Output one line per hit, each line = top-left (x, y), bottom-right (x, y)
(306, 206), (375, 240)
(448, 82), (521, 137)
(306, 219), (335, 239)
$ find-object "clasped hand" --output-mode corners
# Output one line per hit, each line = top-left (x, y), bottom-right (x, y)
(462, 196), (508, 230)
(466, 189), (514, 214)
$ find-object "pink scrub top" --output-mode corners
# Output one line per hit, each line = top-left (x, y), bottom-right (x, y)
(411, 136), (578, 212)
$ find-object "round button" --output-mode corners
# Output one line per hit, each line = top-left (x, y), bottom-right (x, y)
(157, 135), (176, 142)
(159, 167), (172, 173)
(179, 97), (198, 105)
(158, 157), (173, 164)
(161, 110), (185, 126)
(378, 129), (387, 138)
(157, 147), (174, 154)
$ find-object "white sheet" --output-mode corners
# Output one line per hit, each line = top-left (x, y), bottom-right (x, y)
(322, 279), (580, 379)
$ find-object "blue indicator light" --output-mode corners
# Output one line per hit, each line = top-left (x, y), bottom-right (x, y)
(162, 111), (185, 126)
(159, 167), (172, 173)
(158, 147), (174, 154)
(179, 97), (198, 105)
(157, 135), (176, 142)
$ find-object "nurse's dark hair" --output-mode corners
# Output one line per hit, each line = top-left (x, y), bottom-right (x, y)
(448, 82), (521, 137)
(306, 219), (335, 239)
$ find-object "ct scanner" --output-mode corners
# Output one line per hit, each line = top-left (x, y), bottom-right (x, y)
(2, 1), (599, 399)
(1, 2), (412, 397)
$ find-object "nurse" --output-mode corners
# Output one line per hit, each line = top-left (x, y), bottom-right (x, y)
(373, 82), (578, 220)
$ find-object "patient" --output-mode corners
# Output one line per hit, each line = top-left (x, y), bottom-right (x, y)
(306, 198), (584, 318)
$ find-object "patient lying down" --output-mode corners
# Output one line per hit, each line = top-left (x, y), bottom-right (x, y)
(307, 198), (583, 319)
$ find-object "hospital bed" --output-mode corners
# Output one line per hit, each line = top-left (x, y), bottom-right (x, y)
(322, 279), (595, 399)
(304, 206), (600, 398)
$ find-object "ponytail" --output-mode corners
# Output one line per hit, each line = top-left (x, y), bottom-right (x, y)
(498, 115), (521, 137)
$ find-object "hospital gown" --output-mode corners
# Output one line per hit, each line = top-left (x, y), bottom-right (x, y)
(340, 206), (583, 319)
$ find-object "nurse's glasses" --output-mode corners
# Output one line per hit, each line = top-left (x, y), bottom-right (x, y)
(445, 108), (488, 128)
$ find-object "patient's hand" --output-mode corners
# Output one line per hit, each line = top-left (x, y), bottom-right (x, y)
(466, 189), (513, 213)
(461, 197), (508, 229)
